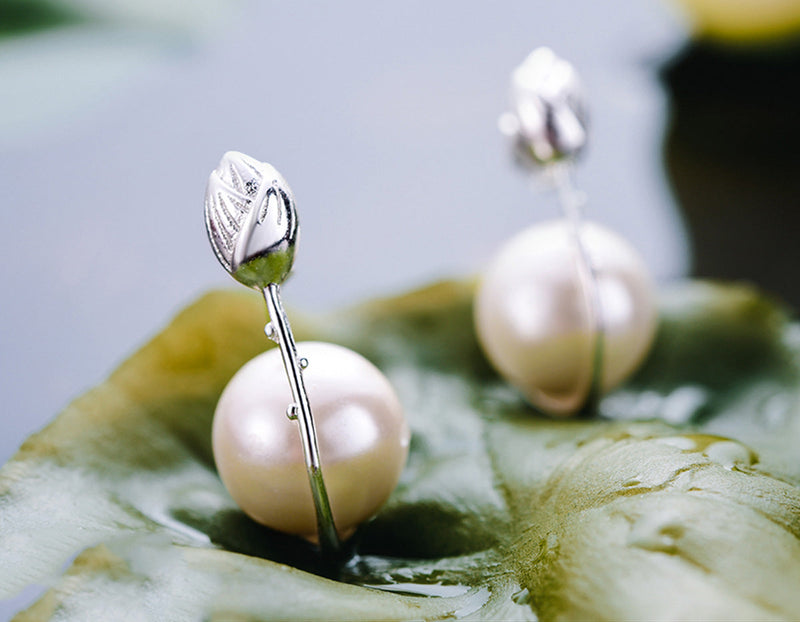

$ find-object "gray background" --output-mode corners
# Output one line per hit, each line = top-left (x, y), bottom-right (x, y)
(0, 0), (690, 475)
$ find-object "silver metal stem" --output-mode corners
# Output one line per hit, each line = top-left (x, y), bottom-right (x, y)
(262, 282), (341, 556)
(550, 162), (605, 408)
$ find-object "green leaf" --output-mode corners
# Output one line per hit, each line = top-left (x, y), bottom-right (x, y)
(0, 0), (85, 39)
(2, 280), (799, 620)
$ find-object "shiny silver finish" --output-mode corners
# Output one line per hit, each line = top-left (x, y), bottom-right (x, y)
(205, 151), (298, 289)
(262, 283), (340, 551)
(204, 152), (340, 556)
(552, 163), (605, 409)
(500, 47), (588, 166)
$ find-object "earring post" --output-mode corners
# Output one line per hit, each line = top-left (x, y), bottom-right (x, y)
(262, 283), (341, 557)
(549, 162), (606, 409)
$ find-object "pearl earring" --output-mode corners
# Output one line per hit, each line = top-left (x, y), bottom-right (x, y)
(205, 152), (410, 556)
(475, 48), (659, 416)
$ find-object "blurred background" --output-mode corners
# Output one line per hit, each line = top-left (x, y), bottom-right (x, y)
(1, 0), (799, 474)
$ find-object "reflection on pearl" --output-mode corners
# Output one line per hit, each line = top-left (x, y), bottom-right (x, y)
(213, 342), (409, 538)
(475, 220), (658, 416)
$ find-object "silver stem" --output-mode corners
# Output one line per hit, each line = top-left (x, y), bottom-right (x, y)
(550, 162), (605, 409)
(262, 283), (341, 556)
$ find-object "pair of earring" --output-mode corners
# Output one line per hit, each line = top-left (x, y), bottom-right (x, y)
(204, 48), (658, 558)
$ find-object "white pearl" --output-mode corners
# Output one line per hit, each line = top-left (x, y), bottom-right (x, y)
(213, 342), (409, 538)
(475, 220), (658, 416)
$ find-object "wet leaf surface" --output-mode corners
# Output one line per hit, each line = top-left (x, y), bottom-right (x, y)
(2, 280), (799, 620)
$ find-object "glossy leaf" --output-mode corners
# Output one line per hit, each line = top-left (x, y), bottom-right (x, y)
(2, 280), (799, 620)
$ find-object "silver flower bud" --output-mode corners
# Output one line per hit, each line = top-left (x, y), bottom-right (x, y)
(205, 151), (298, 289)
(501, 47), (588, 166)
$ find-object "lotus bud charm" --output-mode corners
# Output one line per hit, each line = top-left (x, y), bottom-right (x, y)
(500, 47), (588, 166)
(205, 151), (298, 288)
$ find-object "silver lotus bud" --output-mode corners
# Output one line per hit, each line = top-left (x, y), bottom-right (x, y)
(501, 47), (588, 166)
(205, 151), (298, 289)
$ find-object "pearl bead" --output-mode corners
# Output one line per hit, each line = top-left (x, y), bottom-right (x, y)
(213, 342), (409, 539)
(475, 220), (658, 416)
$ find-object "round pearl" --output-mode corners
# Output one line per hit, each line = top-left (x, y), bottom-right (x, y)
(475, 220), (658, 416)
(213, 342), (409, 538)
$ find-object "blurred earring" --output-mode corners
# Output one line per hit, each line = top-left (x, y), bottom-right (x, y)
(474, 48), (659, 416)
(205, 152), (410, 556)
